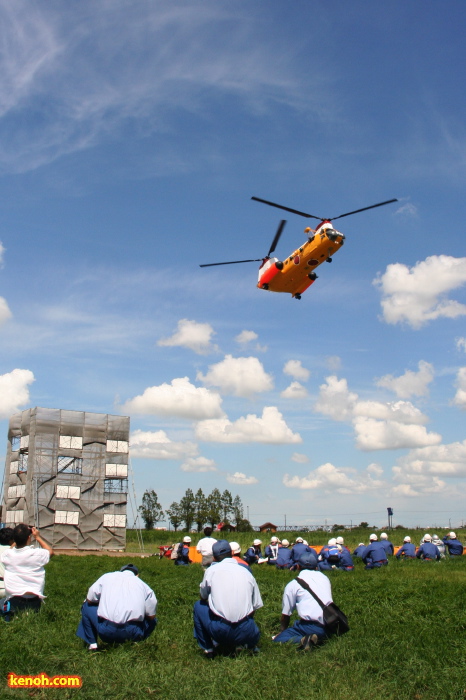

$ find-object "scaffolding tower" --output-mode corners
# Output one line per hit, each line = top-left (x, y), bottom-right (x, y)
(0, 407), (130, 550)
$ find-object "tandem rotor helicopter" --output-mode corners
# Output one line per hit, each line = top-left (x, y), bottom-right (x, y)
(200, 196), (398, 299)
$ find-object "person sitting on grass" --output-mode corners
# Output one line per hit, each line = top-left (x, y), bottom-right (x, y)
(193, 539), (263, 658)
(175, 536), (192, 566)
(431, 534), (446, 558)
(353, 542), (366, 558)
(264, 536), (280, 565)
(272, 552), (335, 650)
(416, 534), (440, 562)
(395, 536), (416, 559)
(275, 539), (293, 569)
(362, 534), (389, 569)
(196, 527), (217, 568)
(442, 532), (464, 557)
(0, 527), (14, 600)
(229, 542), (250, 569)
(76, 564), (157, 651)
(379, 532), (395, 556)
(0, 524), (53, 620)
(244, 539), (262, 565)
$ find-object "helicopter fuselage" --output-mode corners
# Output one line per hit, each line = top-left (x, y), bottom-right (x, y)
(257, 221), (345, 298)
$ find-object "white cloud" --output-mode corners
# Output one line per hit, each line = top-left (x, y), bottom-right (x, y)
(0, 368), (35, 419)
(325, 355), (341, 371)
(353, 400), (429, 425)
(235, 330), (267, 351)
(180, 456), (217, 473)
(291, 452), (310, 464)
(226, 471), (258, 485)
(314, 376), (358, 421)
(395, 202), (418, 217)
(283, 462), (385, 494)
(157, 319), (217, 355)
(197, 355), (273, 397)
(374, 255), (466, 328)
(0, 242), (5, 267)
(195, 406), (302, 444)
(0, 297), (12, 326)
(130, 429), (198, 460)
(394, 440), (466, 478)
(353, 416), (441, 451)
(456, 337), (466, 352)
(453, 367), (466, 410)
(283, 360), (310, 382)
(122, 377), (224, 419)
(376, 360), (434, 399)
(280, 381), (308, 399)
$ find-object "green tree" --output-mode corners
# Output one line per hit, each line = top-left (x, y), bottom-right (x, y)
(206, 488), (222, 528)
(232, 495), (244, 525)
(138, 490), (164, 530)
(194, 488), (208, 532)
(166, 502), (182, 531)
(179, 488), (196, 531)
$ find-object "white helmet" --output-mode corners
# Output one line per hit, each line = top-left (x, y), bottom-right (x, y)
(295, 537), (304, 543)
(380, 532), (388, 540)
(328, 538), (337, 546)
(281, 539), (290, 547)
(302, 539), (308, 546)
(230, 541), (241, 555)
(369, 533), (378, 541)
(336, 536), (344, 545)
(253, 539), (262, 546)
(423, 534), (432, 542)
(183, 536), (191, 543)
(404, 536), (411, 543)
(449, 531), (456, 539)
(271, 536), (279, 543)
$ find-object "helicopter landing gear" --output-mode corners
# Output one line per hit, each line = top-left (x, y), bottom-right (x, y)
(294, 293), (302, 300)
(262, 283), (269, 290)
(308, 272), (318, 281)
(326, 257), (332, 263)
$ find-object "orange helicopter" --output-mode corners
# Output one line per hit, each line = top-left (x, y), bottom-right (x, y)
(200, 196), (398, 299)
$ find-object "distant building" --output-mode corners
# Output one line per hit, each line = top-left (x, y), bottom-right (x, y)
(259, 522), (277, 533)
(0, 407), (130, 551)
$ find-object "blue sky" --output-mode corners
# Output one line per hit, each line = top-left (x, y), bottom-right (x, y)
(0, 1), (465, 528)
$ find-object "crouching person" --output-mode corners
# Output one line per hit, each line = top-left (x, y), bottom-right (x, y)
(273, 552), (334, 650)
(193, 540), (263, 657)
(76, 564), (157, 651)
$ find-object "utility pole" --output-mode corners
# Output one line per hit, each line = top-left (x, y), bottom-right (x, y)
(284, 514), (287, 531)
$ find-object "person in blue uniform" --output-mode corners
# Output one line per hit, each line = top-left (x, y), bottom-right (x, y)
(380, 532), (394, 556)
(275, 539), (293, 569)
(174, 536), (192, 565)
(362, 534), (389, 569)
(416, 534), (440, 561)
(395, 536), (416, 559)
(193, 540), (263, 657)
(353, 542), (366, 558)
(336, 546), (354, 571)
(443, 532), (464, 557)
(244, 539), (262, 564)
(318, 539), (342, 571)
(264, 536), (280, 565)
(290, 537), (316, 568)
(272, 552), (335, 648)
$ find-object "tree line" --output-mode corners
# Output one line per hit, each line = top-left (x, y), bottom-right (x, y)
(138, 488), (252, 532)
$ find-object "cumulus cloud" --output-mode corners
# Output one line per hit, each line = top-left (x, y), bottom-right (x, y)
(195, 406), (302, 444)
(456, 337), (466, 352)
(283, 462), (385, 494)
(197, 355), (273, 397)
(158, 319), (217, 355)
(394, 440), (466, 478)
(0, 368), (35, 419)
(130, 429), (198, 460)
(0, 297), (12, 326)
(283, 360), (310, 382)
(376, 360), (434, 399)
(180, 456), (217, 473)
(122, 377), (224, 419)
(353, 400), (429, 425)
(291, 452), (310, 464)
(235, 330), (267, 352)
(453, 367), (466, 409)
(281, 381), (308, 399)
(374, 255), (466, 328)
(353, 416), (441, 451)
(314, 376), (358, 421)
(226, 471), (258, 485)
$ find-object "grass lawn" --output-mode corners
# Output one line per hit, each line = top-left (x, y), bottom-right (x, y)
(1, 531), (465, 700)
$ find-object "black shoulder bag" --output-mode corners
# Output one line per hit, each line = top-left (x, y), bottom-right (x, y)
(296, 577), (349, 635)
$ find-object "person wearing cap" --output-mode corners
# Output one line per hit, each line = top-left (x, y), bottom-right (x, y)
(318, 538), (341, 571)
(76, 564), (157, 650)
(275, 539), (293, 569)
(229, 542), (250, 569)
(335, 545), (354, 572)
(1, 523), (54, 620)
(244, 539), (262, 565)
(335, 536), (350, 552)
(264, 536), (280, 565)
(442, 532), (464, 557)
(361, 534), (389, 569)
(196, 527), (217, 568)
(416, 534), (440, 561)
(273, 552), (335, 649)
(290, 537), (315, 568)
(395, 536), (416, 559)
(174, 536), (192, 566)
(431, 534), (446, 558)
(193, 539), (263, 657)
(379, 532), (395, 556)
(353, 542), (366, 558)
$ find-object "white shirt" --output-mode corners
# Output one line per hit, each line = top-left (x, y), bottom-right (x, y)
(282, 570), (332, 624)
(86, 570), (157, 624)
(1, 545), (50, 599)
(196, 536), (217, 556)
(199, 558), (263, 622)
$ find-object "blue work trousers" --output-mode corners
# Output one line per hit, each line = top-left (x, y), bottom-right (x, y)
(273, 619), (328, 645)
(76, 601), (156, 645)
(193, 599), (260, 651)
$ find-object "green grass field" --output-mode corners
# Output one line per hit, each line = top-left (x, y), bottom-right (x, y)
(1, 530), (465, 700)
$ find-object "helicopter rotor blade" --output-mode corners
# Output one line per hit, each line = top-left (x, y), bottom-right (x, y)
(251, 196), (322, 221)
(329, 199), (399, 221)
(267, 219), (286, 257)
(199, 259), (263, 268)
